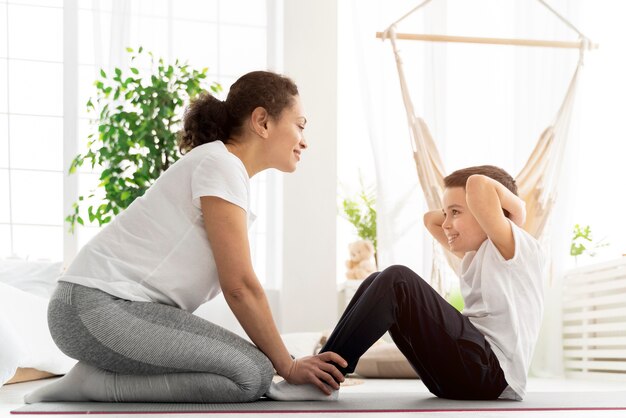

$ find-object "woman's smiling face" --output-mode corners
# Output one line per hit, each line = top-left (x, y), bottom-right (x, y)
(266, 95), (307, 173)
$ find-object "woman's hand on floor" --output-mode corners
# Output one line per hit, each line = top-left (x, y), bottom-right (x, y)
(283, 352), (347, 394)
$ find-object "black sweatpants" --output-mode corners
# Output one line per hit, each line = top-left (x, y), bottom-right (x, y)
(321, 265), (508, 400)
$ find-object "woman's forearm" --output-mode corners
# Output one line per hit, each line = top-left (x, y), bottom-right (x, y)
(223, 282), (294, 378)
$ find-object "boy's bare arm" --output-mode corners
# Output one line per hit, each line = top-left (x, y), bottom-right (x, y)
(465, 174), (526, 260)
(423, 210), (465, 259)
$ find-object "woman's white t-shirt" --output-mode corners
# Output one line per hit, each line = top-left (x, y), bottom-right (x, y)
(61, 141), (254, 312)
(460, 220), (545, 400)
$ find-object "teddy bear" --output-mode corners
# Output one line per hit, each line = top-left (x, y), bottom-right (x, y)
(345, 239), (377, 280)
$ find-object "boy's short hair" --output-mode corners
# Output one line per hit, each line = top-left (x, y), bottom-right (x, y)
(444, 165), (518, 196)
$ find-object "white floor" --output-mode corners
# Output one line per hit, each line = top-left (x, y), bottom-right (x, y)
(3, 377), (626, 418)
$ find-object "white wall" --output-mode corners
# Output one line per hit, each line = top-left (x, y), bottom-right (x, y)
(280, 0), (339, 332)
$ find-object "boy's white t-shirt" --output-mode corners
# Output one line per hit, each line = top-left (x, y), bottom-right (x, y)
(459, 220), (545, 401)
(61, 141), (255, 312)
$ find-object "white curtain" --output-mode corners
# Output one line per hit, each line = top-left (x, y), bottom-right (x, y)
(343, 0), (431, 280)
(346, 0), (581, 378)
(92, 0), (132, 72)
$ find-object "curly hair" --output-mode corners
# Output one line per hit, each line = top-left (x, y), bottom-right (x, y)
(177, 71), (299, 154)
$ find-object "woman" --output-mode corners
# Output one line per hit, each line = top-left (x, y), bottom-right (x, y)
(26, 71), (346, 404)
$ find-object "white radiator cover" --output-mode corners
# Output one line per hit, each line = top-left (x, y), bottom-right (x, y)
(563, 258), (626, 379)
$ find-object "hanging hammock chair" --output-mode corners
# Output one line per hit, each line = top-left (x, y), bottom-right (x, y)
(378, 0), (596, 293)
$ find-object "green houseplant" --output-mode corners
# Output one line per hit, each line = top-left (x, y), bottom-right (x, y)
(66, 47), (221, 232)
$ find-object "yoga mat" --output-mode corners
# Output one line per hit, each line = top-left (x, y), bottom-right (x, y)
(11, 391), (626, 414)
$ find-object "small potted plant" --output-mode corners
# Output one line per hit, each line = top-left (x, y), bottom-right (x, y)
(341, 178), (377, 279)
(570, 223), (609, 265)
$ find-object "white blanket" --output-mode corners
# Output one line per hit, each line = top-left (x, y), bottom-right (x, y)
(0, 261), (76, 385)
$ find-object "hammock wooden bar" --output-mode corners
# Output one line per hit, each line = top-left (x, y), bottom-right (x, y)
(375, 32), (598, 50)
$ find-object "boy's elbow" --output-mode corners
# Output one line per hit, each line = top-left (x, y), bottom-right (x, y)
(465, 174), (490, 191)
(423, 212), (430, 227)
(465, 175), (493, 202)
(423, 210), (442, 227)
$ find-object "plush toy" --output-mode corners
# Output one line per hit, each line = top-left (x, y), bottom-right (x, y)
(345, 239), (377, 280)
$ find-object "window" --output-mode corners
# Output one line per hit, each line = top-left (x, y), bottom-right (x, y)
(1, 0), (278, 285)
(1, 0), (64, 261)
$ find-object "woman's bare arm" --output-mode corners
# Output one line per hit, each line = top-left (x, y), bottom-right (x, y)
(200, 196), (346, 394)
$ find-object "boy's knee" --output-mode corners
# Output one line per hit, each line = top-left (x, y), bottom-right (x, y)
(376, 265), (431, 295)
(383, 264), (414, 277)
(381, 265), (424, 284)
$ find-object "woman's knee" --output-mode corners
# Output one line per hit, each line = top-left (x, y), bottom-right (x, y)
(47, 300), (82, 360)
(237, 350), (274, 402)
(255, 353), (274, 396)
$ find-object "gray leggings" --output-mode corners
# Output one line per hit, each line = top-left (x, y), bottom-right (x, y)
(49, 282), (274, 402)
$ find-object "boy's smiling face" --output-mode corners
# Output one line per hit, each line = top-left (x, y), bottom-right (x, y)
(441, 186), (488, 254)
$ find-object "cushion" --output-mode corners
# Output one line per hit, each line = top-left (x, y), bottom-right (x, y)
(284, 331), (419, 379)
(355, 342), (419, 378)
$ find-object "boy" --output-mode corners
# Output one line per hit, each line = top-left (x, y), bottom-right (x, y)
(271, 165), (544, 401)
(422, 165), (544, 400)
